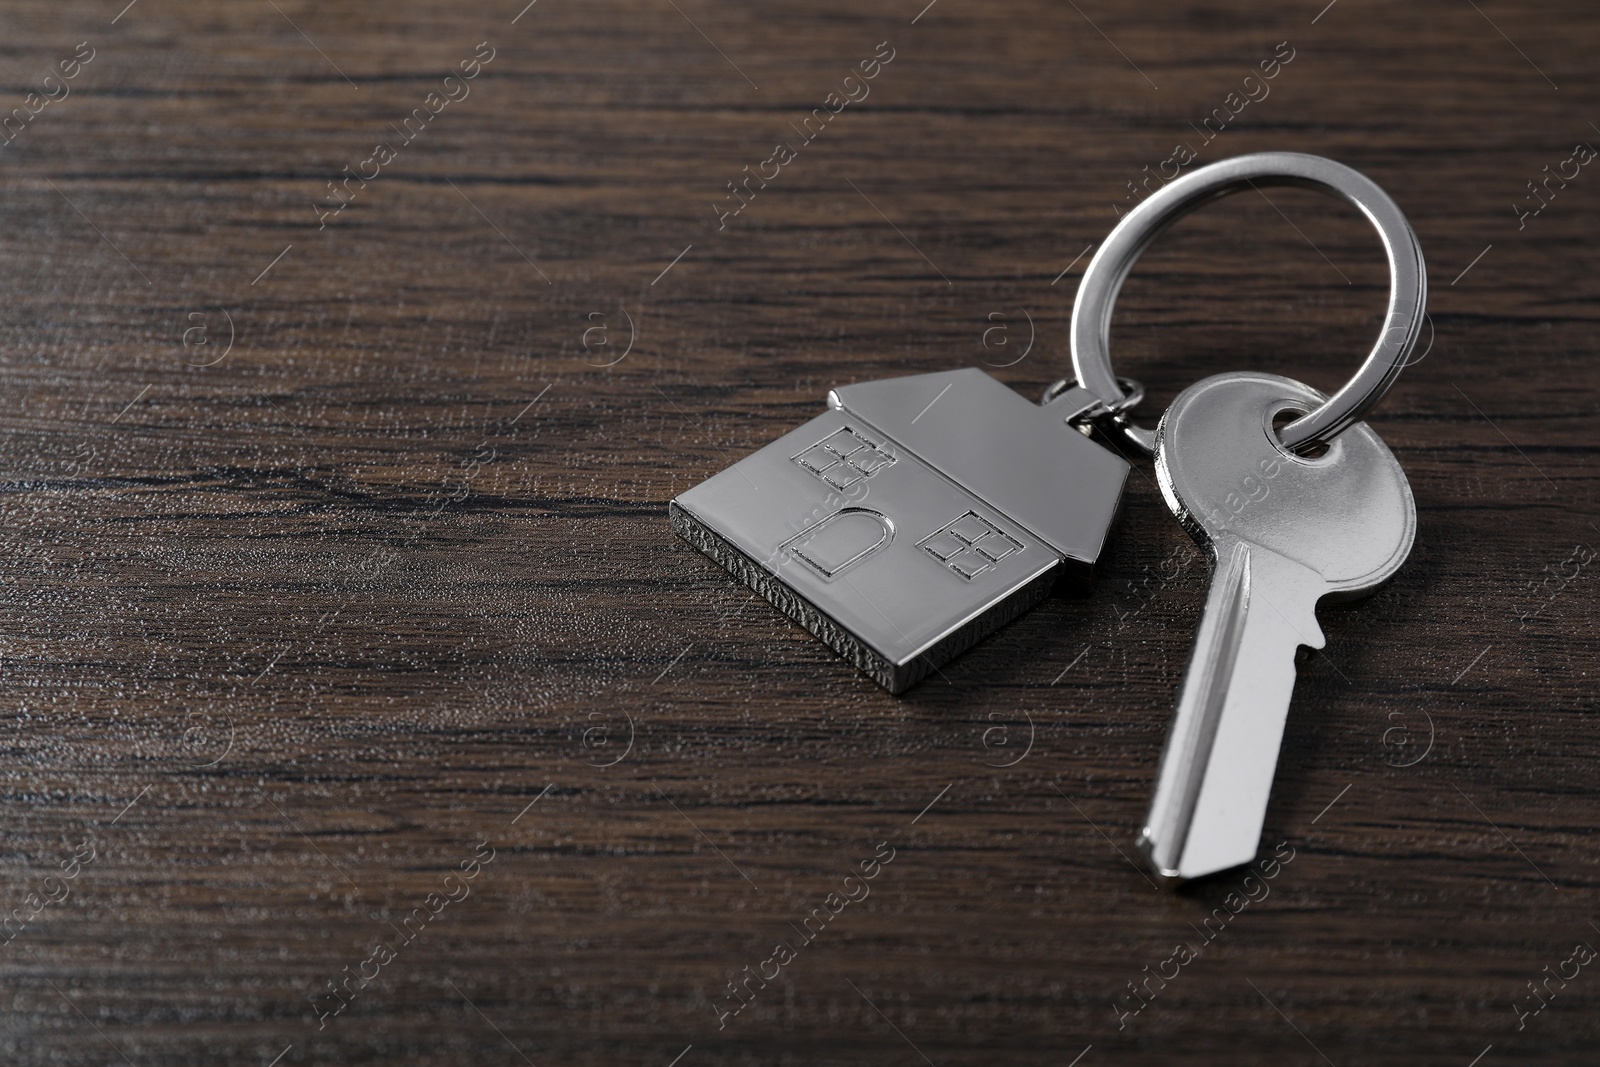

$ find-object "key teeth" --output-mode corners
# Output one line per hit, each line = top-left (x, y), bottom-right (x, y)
(1303, 617), (1327, 651)
(1253, 553), (1328, 652)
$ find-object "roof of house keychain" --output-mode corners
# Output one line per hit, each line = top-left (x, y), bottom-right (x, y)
(1062, 152), (1426, 881)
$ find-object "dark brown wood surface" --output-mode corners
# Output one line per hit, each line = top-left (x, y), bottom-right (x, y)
(0, 0), (1597, 1064)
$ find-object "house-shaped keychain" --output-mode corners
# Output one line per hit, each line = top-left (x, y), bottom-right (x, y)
(670, 368), (1129, 692)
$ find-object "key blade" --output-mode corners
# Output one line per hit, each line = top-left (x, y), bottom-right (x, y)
(1139, 540), (1326, 880)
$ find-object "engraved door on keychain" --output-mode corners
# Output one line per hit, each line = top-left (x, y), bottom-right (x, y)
(670, 368), (1129, 692)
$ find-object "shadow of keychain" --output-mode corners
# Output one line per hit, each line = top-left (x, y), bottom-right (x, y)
(670, 152), (1424, 697)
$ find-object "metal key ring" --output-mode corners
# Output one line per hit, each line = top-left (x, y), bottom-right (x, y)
(1070, 152), (1426, 455)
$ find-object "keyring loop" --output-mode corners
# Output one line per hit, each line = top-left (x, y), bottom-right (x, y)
(1070, 152), (1426, 455)
(1041, 374), (1145, 416)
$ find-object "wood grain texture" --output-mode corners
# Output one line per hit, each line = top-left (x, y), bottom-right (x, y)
(0, 0), (1596, 1064)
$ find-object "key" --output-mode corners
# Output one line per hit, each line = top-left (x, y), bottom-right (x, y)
(1140, 370), (1415, 880)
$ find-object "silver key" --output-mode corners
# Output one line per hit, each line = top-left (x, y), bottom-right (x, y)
(1140, 371), (1415, 880)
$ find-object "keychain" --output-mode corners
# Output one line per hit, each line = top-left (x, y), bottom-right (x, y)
(670, 153), (1424, 733)
(668, 361), (1136, 693)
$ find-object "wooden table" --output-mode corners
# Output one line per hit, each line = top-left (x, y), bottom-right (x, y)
(1, 1), (1596, 1063)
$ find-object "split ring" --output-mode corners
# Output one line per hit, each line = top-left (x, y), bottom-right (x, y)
(1069, 152), (1426, 455)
